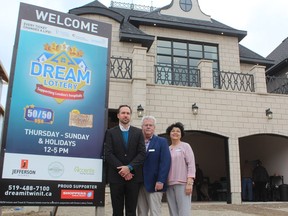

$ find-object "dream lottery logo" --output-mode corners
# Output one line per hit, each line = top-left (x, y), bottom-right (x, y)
(30, 42), (91, 104)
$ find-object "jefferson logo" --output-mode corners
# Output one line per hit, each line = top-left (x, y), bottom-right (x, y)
(12, 159), (36, 175)
(21, 159), (29, 169)
(61, 190), (94, 200)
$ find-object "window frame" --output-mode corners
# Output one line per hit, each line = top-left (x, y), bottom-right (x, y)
(156, 38), (220, 87)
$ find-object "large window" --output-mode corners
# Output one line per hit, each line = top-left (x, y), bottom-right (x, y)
(156, 39), (219, 87)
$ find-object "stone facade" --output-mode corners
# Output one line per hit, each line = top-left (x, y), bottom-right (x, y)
(73, 0), (288, 204)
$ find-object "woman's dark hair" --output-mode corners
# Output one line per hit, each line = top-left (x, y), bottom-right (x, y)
(117, 105), (132, 114)
(166, 122), (185, 137)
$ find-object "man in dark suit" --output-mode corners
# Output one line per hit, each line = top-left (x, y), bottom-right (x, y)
(137, 116), (171, 216)
(105, 105), (146, 216)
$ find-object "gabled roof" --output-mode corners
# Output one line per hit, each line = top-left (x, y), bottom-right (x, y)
(126, 9), (247, 41)
(239, 45), (274, 67)
(119, 21), (155, 48)
(69, 1), (271, 66)
(110, 6), (247, 49)
(69, 1), (247, 45)
(265, 37), (288, 75)
(69, 1), (154, 48)
(69, 1), (124, 23)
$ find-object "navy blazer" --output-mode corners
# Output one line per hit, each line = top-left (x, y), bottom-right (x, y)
(143, 135), (171, 192)
(105, 125), (146, 183)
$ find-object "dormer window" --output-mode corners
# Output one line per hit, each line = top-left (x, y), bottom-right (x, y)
(179, 0), (192, 12)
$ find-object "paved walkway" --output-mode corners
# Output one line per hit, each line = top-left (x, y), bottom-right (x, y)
(2, 188), (288, 215)
(2, 201), (288, 216)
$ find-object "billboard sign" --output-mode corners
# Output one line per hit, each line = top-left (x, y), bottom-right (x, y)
(0, 3), (111, 206)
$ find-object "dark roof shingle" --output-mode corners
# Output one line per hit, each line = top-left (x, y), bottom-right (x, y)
(69, 1), (272, 66)
(265, 37), (288, 74)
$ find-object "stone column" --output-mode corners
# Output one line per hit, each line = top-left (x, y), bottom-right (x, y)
(229, 137), (242, 204)
(198, 59), (213, 89)
(131, 46), (147, 127)
(251, 65), (267, 94)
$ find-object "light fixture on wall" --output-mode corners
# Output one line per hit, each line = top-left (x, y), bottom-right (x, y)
(137, 104), (144, 118)
(192, 103), (199, 115)
(266, 108), (273, 119)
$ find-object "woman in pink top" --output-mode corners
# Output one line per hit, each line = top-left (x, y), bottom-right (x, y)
(165, 122), (196, 216)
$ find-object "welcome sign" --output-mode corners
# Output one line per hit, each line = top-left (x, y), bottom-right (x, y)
(0, 3), (111, 206)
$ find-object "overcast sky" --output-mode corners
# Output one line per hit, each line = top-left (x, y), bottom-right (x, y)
(1, 0), (288, 103)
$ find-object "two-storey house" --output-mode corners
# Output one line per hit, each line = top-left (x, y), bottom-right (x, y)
(69, 0), (288, 204)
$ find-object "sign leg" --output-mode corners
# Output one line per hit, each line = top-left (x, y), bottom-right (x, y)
(50, 206), (58, 216)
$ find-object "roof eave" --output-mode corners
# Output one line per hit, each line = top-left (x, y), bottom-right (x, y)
(240, 57), (274, 67)
(266, 58), (288, 75)
(120, 32), (155, 50)
(128, 17), (247, 41)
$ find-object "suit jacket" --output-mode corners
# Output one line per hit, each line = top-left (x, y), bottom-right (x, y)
(105, 125), (146, 183)
(143, 135), (171, 192)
